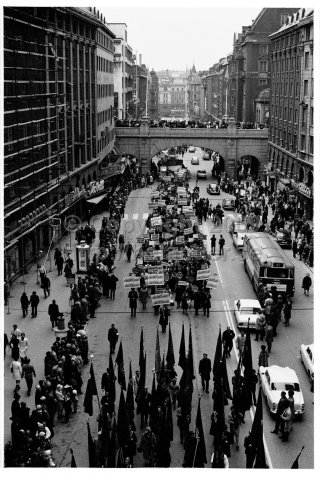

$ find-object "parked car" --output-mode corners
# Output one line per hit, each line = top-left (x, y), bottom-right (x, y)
(191, 156), (199, 165)
(203, 152), (210, 160)
(273, 228), (292, 248)
(229, 219), (247, 235)
(196, 170), (207, 179)
(188, 146), (196, 152)
(206, 183), (220, 194)
(233, 298), (261, 329)
(233, 232), (246, 251)
(300, 343), (314, 382)
(259, 365), (305, 416)
(222, 198), (235, 210)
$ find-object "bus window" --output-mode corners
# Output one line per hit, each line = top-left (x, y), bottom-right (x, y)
(289, 268), (294, 278)
(267, 268), (288, 278)
(259, 268), (265, 277)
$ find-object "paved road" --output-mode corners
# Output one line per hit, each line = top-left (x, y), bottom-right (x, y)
(3, 148), (313, 468)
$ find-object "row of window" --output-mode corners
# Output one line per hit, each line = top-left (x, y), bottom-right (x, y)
(97, 30), (114, 52)
(271, 106), (313, 126)
(97, 83), (114, 98)
(270, 128), (313, 154)
(98, 128), (114, 154)
(97, 55), (114, 73)
(97, 107), (113, 126)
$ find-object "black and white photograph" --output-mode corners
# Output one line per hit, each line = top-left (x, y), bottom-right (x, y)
(1, 0), (316, 470)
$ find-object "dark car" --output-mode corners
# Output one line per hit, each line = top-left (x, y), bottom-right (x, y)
(222, 198), (235, 210)
(197, 170), (207, 179)
(206, 183), (220, 194)
(273, 228), (292, 248)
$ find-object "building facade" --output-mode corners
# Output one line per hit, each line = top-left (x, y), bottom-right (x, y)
(268, 8), (313, 219)
(158, 74), (187, 119)
(149, 69), (159, 120)
(203, 58), (228, 122)
(3, 6), (116, 281)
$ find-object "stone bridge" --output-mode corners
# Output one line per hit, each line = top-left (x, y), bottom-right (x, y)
(115, 123), (269, 178)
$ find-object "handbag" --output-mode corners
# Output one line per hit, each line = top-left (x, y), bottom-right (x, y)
(280, 407), (292, 421)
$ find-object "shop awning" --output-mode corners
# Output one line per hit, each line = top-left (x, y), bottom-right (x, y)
(86, 193), (107, 204)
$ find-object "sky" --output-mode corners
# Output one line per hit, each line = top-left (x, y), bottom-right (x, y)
(102, 5), (262, 71)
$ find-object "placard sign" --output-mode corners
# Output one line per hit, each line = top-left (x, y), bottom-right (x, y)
(196, 268), (211, 280)
(184, 227), (193, 235)
(168, 251), (184, 261)
(206, 278), (219, 289)
(151, 216), (162, 227)
(153, 250), (164, 261)
(147, 273), (165, 286)
(152, 191), (160, 198)
(123, 276), (141, 288)
(176, 236), (185, 244)
(178, 199), (188, 206)
(163, 176), (171, 182)
(148, 265), (163, 274)
(151, 234), (160, 241)
(178, 281), (189, 286)
(136, 236), (144, 243)
(151, 293), (171, 306)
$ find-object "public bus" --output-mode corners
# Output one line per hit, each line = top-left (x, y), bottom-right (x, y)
(243, 232), (295, 297)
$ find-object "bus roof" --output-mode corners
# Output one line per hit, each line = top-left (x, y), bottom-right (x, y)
(244, 233), (295, 268)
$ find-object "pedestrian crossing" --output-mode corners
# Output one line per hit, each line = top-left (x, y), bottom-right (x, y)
(123, 212), (149, 221)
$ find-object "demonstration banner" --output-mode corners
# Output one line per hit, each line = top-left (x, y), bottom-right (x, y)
(206, 278), (219, 289)
(178, 199), (188, 206)
(196, 268), (211, 281)
(123, 277), (141, 288)
(184, 227), (193, 235)
(148, 265), (163, 274)
(153, 250), (164, 261)
(151, 216), (162, 227)
(168, 251), (184, 261)
(136, 236), (144, 243)
(144, 254), (154, 263)
(151, 234), (159, 241)
(147, 273), (165, 286)
(151, 293), (171, 306)
(178, 281), (189, 286)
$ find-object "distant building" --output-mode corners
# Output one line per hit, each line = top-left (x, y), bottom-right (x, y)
(268, 8), (313, 218)
(187, 65), (204, 121)
(149, 69), (159, 120)
(158, 74), (187, 119)
(203, 58), (228, 122)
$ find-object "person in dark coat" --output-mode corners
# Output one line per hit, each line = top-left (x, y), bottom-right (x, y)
(125, 242), (133, 262)
(109, 272), (119, 300)
(159, 306), (169, 332)
(128, 288), (138, 317)
(55, 254), (64, 276)
(222, 326), (235, 358)
(302, 273), (312, 296)
(42, 275), (51, 298)
(283, 298), (292, 326)
(292, 239), (298, 258)
(48, 300), (60, 330)
(22, 358), (36, 396)
(138, 387), (151, 429)
(271, 391), (289, 434)
(198, 353), (211, 393)
(30, 291), (40, 318)
(20, 292), (30, 318)
(10, 334), (20, 360)
(107, 324), (119, 354)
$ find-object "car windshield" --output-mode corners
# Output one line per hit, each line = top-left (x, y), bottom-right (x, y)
(235, 223), (246, 232)
(266, 268), (289, 278)
(271, 382), (300, 392)
(240, 307), (260, 314)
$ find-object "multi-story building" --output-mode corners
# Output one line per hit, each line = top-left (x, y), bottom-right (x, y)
(149, 69), (159, 120)
(132, 57), (148, 119)
(227, 8), (297, 123)
(158, 75), (187, 119)
(3, 6), (116, 281)
(187, 65), (204, 121)
(108, 23), (134, 120)
(269, 8), (313, 219)
(203, 58), (228, 121)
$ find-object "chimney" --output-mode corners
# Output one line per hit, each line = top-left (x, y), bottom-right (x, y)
(139, 54), (142, 66)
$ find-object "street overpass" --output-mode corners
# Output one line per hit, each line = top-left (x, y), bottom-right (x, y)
(115, 121), (269, 178)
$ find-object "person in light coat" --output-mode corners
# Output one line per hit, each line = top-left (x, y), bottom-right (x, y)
(10, 358), (22, 391)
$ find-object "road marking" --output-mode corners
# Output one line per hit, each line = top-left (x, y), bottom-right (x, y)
(124, 213), (128, 220)
(143, 213), (149, 219)
(132, 213), (139, 220)
(203, 222), (224, 287)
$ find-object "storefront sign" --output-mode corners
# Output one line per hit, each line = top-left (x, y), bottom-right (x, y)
(298, 183), (312, 198)
(196, 268), (211, 280)
(123, 276), (141, 288)
(151, 293), (170, 306)
(147, 273), (165, 286)
(87, 180), (104, 196)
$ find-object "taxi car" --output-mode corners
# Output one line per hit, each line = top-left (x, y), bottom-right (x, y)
(259, 365), (305, 416)
(233, 298), (261, 329)
(300, 343), (314, 382)
(222, 198), (235, 210)
(196, 170), (207, 179)
(233, 231), (246, 251)
(206, 183), (220, 194)
(203, 152), (210, 160)
(188, 146), (196, 152)
(229, 219), (247, 235)
(191, 156), (199, 165)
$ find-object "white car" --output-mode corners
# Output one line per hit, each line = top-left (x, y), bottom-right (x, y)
(191, 156), (199, 165)
(300, 343), (314, 382)
(259, 365), (305, 416)
(234, 298), (261, 329)
(188, 146), (196, 152)
(233, 232), (246, 250)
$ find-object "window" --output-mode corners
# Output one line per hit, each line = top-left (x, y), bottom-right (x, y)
(309, 136), (313, 154)
(301, 135), (306, 151)
(259, 60), (267, 72)
(259, 44), (268, 54)
(310, 107), (313, 126)
(304, 80), (308, 96)
(305, 51), (309, 69)
(259, 79), (267, 86)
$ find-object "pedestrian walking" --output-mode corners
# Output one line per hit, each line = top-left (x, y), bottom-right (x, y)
(39, 265), (46, 288)
(10, 357), (22, 392)
(42, 274), (51, 298)
(118, 233), (125, 252)
(255, 309), (266, 341)
(128, 288), (138, 317)
(55, 254), (64, 276)
(125, 242), (133, 262)
(218, 235), (225, 255)
(302, 273), (312, 296)
(159, 306), (170, 332)
(140, 284), (148, 310)
(48, 300), (60, 330)
(21, 358), (36, 396)
(20, 292), (30, 318)
(222, 326), (235, 358)
(283, 298), (292, 326)
(258, 345), (269, 367)
(264, 323), (274, 353)
(4, 333), (9, 359)
(203, 291), (211, 317)
(210, 234), (216, 255)
(271, 391), (289, 435)
(228, 406), (243, 450)
(18, 332), (29, 359)
(168, 378), (180, 409)
(137, 426), (157, 467)
(235, 331), (245, 355)
(199, 353), (211, 393)
(109, 272), (119, 300)
(29, 291), (40, 318)
(107, 324), (119, 354)
(137, 387), (151, 429)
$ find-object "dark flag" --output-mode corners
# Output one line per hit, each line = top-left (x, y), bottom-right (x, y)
(243, 324), (253, 375)
(149, 371), (158, 426)
(115, 340), (126, 391)
(194, 397), (207, 466)
(83, 377), (93, 416)
(221, 350), (232, 401)
(212, 327), (222, 379)
(291, 446), (305, 469)
(137, 352), (146, 401)
(178, 322), (186, 370)
(139, 326), (144, 369)
(188, 325), (195, 380)
(126, 361), (135, 424)
(155, 327), (161, 375)
(108, 352), (116, 404)
(250, 388), (267, 468)
(90, 362), (98, 396)
(117, 389), (130, 447)
(106, 419), (117, 468)
(70, 448), (77, 468)
(211, 359), (226, 468)
(87, 422), (98, 467)
(166, 322), (175, 369)
(165, 392), (173, 442)
(116, 447), (125, 468)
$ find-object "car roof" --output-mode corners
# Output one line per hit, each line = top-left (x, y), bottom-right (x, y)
(263, 365), (299, 383)
(198, 170), (206, 173)
(237, 299), (261, 308)
(223, 198), (234, 202)
(209, 183), (218, 186)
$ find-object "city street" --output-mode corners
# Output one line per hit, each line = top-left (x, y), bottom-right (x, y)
(3, 147), (313, 468)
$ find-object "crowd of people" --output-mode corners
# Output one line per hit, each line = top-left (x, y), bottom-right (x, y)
(115, 118), (268, 130)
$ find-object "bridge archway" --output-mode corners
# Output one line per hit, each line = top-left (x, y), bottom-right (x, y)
(237, 155), (259, 179)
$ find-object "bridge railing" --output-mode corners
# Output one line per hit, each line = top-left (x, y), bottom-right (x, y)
(115, 126), (268, 138)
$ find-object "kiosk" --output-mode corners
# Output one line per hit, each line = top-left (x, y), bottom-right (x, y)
(76, 241), (90, 273)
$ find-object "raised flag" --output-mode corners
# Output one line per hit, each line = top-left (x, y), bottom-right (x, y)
(83, 378), (93, 416)
(117, 389), (130, 447)
(178, 322), (186, 369)
(90, 362), (98, 396)
(155, 327), (161, 375)
(108, 352), (116, 404)
(250, 388), (267, 469)
(166, 323), (175, 369)
(87, 422), (98, 467)
(194, 397), (207, 466)
(212, 327), (222, 379)
(70, 448), (77, 468)
(115, 340), (126, 391)
(291, 446), (304, 469)
(139, 327), (144, 369)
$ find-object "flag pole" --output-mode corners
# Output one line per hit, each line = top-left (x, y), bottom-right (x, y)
(192, 436), (200, 468)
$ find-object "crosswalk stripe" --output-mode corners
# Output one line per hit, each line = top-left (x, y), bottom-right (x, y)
(122, 213), (149, 221)
(143, 213), (149, 219)
(132, 213), (139, 220)
(124, 213), (129, 220)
